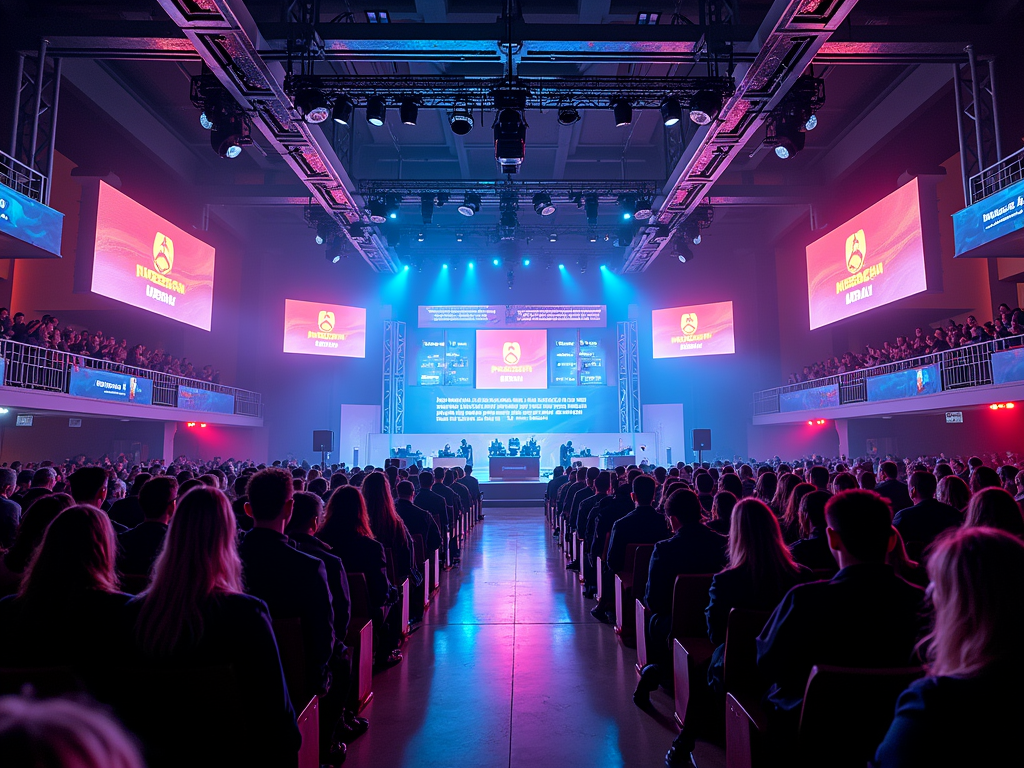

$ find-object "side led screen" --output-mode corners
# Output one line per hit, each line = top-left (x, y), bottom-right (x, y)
(283, 299), (366, 358)
(652, 300), (735, 358)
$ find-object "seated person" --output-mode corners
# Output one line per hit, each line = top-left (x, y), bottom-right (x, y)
(117, 477), (178, 577)
(705, 499), (811, 693)
(893, 471), (963, 550)
(589, 471), (640, 624)
(0, 468), (22, 551)
(963, 487), (1024, 538)
(757, 490), (926, 729)
(707, 490), (737, 536)
(395, 480), (442, 556)
(238, 469), (335, 709)
(107, 474), (150, 529)
(788, 490), (838, 572)
(695, 472), (715, 514)
(130, 487), (301, 766)
(606, 475), (670, 575)
(874, 527), (1024, 767)
(643, 489), (728, 666)
(413, 471), (449, 556)
(0, 494), (74, 598)
(876, 461), (913, 513)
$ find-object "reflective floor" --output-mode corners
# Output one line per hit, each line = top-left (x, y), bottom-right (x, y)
(346, 507), (725, 768)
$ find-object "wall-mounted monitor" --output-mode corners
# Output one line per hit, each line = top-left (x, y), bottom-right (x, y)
(652, 300), (735, 358)
(283, 298), (366, 358)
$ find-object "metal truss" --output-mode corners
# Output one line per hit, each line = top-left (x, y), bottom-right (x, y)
(954, 46), (1004, 206)
(8, 40), (62, 205)
(381, 320), (406, 434)
(358, 179), (660, 204)
(616, 321), (642, 434)
(155, 0), (401, 273)
(285, 74), (736, 111)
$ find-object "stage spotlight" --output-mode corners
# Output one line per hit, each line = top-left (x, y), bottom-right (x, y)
(367, 198), (388, 224)
(385, 195), (401, 220)
(689, 90), (722, 125)
(420, 194), (435, 224)
(468, 260), (474, 268)
(325, 237), (344, 263)
(557, 105), (580, 126)
(584, 195), (599, 226)
(403, 264), (410, 271)
(533, 192), (556, 216)
(400, 98), (419, 126)
(493, 258), (500, 266)
(618, 195), (636, 221)
(210, 113), (245, 159)
(506, 269), (515, 289)
(558, 263), (565, 270)
(417, 232), (425, 242)
(578, 256), (588, 274)
(660, 96), (682, 126)
(612, 99), (632, 127)
(494, 108), (527, 174)
(315, 220), (331, 246)
(548, 232), (557, 243)
(436, 192), (449, 207)
(774, 120), (806, 159)
(458, 193), (481, 217)
(449, 102), (474, 135)
(677, 241), (694, 263)
(366, 96), (387, 127)
(332, 95), (355, 125)
(634, 197), (654, 220)
(804, 113), (818, 131)
(294, 89), (330, 124)
(199, 111), (213, 130)
(588, 230), (598, 243)
(442, 262), (448, 269)
(523, 258), (531, 266)
(456, 233), (464, 242)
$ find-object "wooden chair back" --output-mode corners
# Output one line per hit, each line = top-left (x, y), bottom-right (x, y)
(347, 572), (372, 620)
(272, 617), (307, 706)
(412, 534), (426, 565)
(621, 543), (641, 576)
(669, 574), (715, 639)
(631, 544), (655, 598)
(722, 608), (771, 694)
(797, 664), (925, 768)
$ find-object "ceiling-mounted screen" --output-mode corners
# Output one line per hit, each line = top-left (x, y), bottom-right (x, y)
(652, 300), (735, 358)
(283, 299), (366, 358)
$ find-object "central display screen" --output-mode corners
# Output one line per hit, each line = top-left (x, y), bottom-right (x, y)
(283, 299), (366, 358)
(89, 181), (216, 331)
(806, 178), (928, 330)
(404, 304), (617, 433)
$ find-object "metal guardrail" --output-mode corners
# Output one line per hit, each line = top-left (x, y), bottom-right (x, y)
(0, 338), (263, 418)
(968, 145), (1024, 206)
(754, 334), (1024, 416)
(0, 149), (47, 204)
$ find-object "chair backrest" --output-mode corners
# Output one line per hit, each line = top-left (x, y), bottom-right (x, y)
(622, 543), (641, 575)
(347, 572), (371, 620)
(384, 547), (397, 584)
(272, 617), (306, 705)
(669, 573), (715, 639)
(412, 533), (426, 564)
(631, 543), (655, 594)
(600, 531), (611, 560)
(798, 664), (925, 768)
(722, 608), (771, 693)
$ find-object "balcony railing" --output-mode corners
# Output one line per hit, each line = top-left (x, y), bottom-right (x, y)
(968, 146), (1024, 206)
(0, 338), (263, 418)
(0, 149), (48, 204)
(754, 334), (1024, 416)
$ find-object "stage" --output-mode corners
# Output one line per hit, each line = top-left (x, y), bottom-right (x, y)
(479, 479), (547, 507)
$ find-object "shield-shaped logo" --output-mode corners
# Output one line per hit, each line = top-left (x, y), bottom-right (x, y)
(318, 311), (336, 332)
(845, 229), (866, 274)
(502, 341), (521, 365)
(680, 313), (699, 336)
(153, 232), (174, 275)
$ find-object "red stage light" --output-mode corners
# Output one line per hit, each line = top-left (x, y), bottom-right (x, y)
(1008, 403), (1016, 409)
(990, 402), (1015, 410)
(186, 421), (197, 427)
(807, 420), (813, 426)
(200, 423), (208, 428)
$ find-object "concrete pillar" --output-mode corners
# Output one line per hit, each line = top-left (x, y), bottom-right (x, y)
(162, 421), (177, 463)
(834, 419), (851, 461)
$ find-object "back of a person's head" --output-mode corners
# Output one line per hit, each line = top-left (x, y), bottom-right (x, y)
(246, 467), (293, 522)
(586, 466), (600, 484)
(553, 466), (564, 477)
(16, 470), (33, 487)
(323, 485), (374, 540)
(968, 456), (984, 469)
(665, 488), (702, 525)
(934, 463), (954, 480)
(695, 473), (714, 494)
(68, 467), (107, 503)
(739, 464), (754, 479)
(754, 471), (778, 501)
(140, 486), (240, 656)
(719, 473), (742, 498)
(799, 490), (831, 537)
(632, 475), (657, 506)
(926, 527), (1024, 677)
(129, 473), (152, 496)
(831, 472), (857, 493)
(909, 470), (937, 500)
(859, 471), (877, 490)
(361, 471), (399, 539)
(783, 482), (816, 528)
(711, 490), (737, 524)
(198, 474), (219, 488)
(969, 465), (1001, 495)
(653, 466), (667, 483)
(595, 471), (611, 493)
(824, 490), (894, 563)
(964, 487), (1024, 537)
(809, 465), (830, 489)
(30, 468), (55, 488)
(880, 461), (899, 480)
(233, 475), (249, 497)
(307, 477), (328, 497)
(419, 470), (434, 489)
(937, 475), (970, 511)
(433, 466), (445, 480)
(139, 477), (178, 520)
(729, 498), (796, 583)
(0, 467), (16, 491)
(286, 491), (323, 537)
(330, 472), (348, 490)
(396, 480), (415, 500)
(0, 695), (144, 768)
(3, 494), (75, 574)
(20, 505), (118, 600)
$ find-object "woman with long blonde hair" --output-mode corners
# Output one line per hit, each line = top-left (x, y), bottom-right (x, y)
(874, 527), (1024, 766)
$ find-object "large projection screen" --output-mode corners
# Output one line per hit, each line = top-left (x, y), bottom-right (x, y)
(283, 299), (367, 358)
(652, 300), (736, 359)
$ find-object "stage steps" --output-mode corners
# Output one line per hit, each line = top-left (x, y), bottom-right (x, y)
(480, 480), (546, 508)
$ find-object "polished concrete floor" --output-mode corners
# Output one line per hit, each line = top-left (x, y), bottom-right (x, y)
(346, 507), (726, 768)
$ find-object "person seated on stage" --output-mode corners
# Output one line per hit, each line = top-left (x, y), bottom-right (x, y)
(606, 475), (670, 576)
(117, 476), (178, 578)
(756, 490), (926, 734)
(788, 490), (838, 573)
(893, 471), (963, 551)
(579, 471), (613, 597)
(395, 481), (443, 557)
(414, 471), (449, 557)
(874, 527), (1024, 768)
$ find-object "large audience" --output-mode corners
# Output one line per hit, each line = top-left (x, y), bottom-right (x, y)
(788, 303), (1023, 384)
(0, 449), (1021, 765)
(0, 308), (222, 383)
(549, 451), (1024, 767)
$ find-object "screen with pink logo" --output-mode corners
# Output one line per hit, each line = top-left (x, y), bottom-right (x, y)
(90, 181), (216, 331)
(283, 299), (366, 358)
(475, 329), (548, 389)
(652, 301), (735, 359)
(806, 178), (928, 330)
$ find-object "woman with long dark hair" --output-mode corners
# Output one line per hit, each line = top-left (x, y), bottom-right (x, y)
(780, 482), (816, 544)
(361, 472), (421, 588)
(0, 494), (74, 598)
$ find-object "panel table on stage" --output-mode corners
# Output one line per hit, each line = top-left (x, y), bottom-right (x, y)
(489, 456), (541, 480)
(601, 455), (635, 470)
(573, 456), (600, 469)
(431, 457), (466, 471)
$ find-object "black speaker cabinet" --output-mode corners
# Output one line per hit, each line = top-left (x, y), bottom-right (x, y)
(313, 430), (334, 453)
(692, 429), (712, 451)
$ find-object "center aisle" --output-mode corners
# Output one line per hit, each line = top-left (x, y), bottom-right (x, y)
(345, 507), (697, 768)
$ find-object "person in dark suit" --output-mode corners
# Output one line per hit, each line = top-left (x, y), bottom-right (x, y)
(893, 471), (963, 552)
(0, 468), (22, 551)
(238, 468), (335, 708)
(874, 527), (1024, 768)
(641, 489), (727, 669)
(130, 487), (302, 767)
(396, 481), (442, 555)
(589, 474), (639, 623)
(117, 477), (177, 577)
(461, 464), (482, 518)
(319, 486), (400, 666)
(546, 465), (568, 524)
(875, 461), (913, 514)
(414, 471), (449, 561)
(606, 475), (670, 575)
(448, 470), (473, 522)
(579, 471), (612, 596)
(18, 468), (56, 513)
(432, 467), (461, 521)
(107, 473), (150, 530)
(231, 474), (253, 531)
(557, 470), (585, 530)
(789, 490), (838, 572)
(0, 505), (132, 677)
(694, 472), (715, 514)
(569, 467), (600, 534)
(705, 499), (812, 693)
(757, 490), (926, 731)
